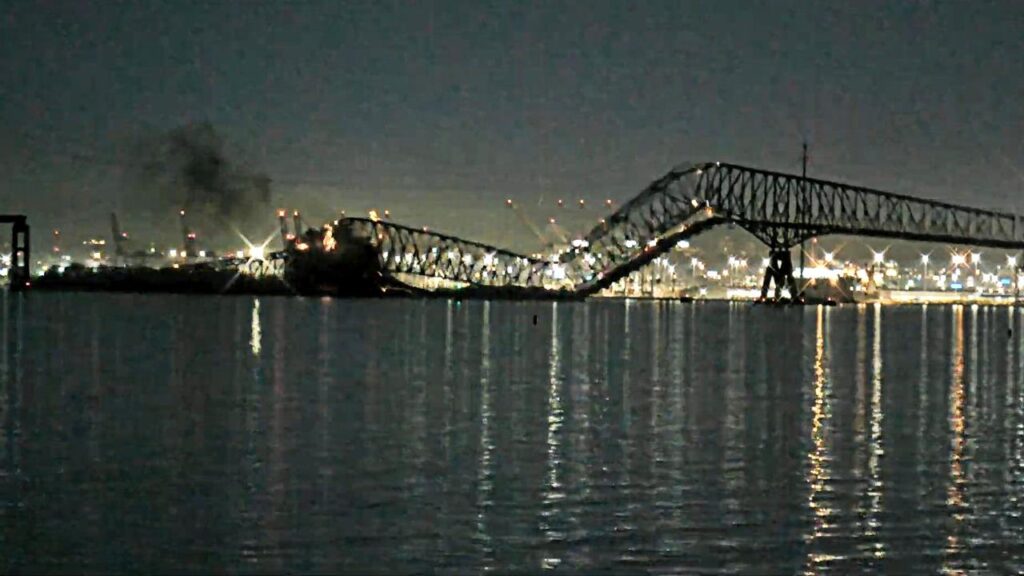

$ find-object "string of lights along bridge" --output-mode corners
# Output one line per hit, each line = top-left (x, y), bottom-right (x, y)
(341, 161), (1024, 300)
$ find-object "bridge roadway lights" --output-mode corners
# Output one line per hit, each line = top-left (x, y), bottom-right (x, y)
(759, 249), (801, 303)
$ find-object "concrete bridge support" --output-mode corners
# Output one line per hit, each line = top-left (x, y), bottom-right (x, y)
(759, 249), (800, 302)
(3, 215), (30, 291)
(13, 221), (29, 290)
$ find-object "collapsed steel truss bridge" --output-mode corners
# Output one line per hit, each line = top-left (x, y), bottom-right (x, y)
(342, 218), (551, 289)
(326, 162), (1024, 297)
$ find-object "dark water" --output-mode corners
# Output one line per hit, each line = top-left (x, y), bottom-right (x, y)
(2, 293), (1023, 574)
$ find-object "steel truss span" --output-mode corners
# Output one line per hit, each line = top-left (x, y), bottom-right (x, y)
(567, 161), (1024, 294)
(343, 218), (551, 289)
(322, 162), (1024, 295)
(698, 162), (1022, 249)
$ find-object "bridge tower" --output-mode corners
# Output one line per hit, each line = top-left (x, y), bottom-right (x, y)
(754, 145), (813, 303)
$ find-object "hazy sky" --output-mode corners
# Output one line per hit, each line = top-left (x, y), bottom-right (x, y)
(2, 0), (1023, 252)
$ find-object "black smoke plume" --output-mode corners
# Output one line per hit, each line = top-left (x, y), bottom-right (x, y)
(133, 122), (272, 247)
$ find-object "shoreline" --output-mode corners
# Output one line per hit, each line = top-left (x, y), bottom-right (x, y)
(16, 265), (1022, 305)
(18, 282), (1024, 307)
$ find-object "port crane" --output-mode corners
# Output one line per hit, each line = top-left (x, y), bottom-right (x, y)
(109, 212), (163, 265)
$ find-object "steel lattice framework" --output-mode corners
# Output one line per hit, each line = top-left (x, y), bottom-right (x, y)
(341, 218), (553, 288)
(567, 161), (1024, 294)
(293, 162), (1024, 295)
(700, 162), (1022, 248)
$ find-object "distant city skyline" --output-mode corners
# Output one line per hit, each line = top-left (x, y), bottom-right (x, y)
(2, 1), (1022, 252)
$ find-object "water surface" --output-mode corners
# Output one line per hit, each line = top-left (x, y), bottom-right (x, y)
(2, 293), (1023, 573)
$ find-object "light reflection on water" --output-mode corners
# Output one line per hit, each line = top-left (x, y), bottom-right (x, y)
(945, 305), (967, 575)
(2, 293), (1024, 574)
(803, 304), (834, 574)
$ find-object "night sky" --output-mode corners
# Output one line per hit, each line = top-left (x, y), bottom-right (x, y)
(2, 1), (1022, 253)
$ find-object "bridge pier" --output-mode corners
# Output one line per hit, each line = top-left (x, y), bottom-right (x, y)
(1, 216), (30, 291)
(11, 219), (30, 290)
(759, 249), (800, 303)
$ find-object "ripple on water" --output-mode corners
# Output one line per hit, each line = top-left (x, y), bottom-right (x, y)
(2, 296), (1024, 574)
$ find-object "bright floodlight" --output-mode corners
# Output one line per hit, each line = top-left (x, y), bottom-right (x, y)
(920, 254), (930, 264)
(249, 246), (265, 260)
(971, 252), (981, 264)
(872, 251), (885, 264)
(1009, 255), (1018, 267)
(952, 253), (966, 266)
(824, 251), (834, 263)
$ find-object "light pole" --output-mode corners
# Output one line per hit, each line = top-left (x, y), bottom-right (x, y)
(505, 198), (514, 247)
(951, 253), (966, 289)
(920, 254), (929, 291)
(1008, 255), (1018, 296)
(1011, 254), (1021, 302)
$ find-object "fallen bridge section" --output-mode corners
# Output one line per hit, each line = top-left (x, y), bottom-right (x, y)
(340, 217), (560, 291)
(277, 161), (1024, 299)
